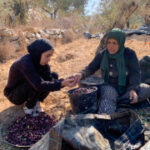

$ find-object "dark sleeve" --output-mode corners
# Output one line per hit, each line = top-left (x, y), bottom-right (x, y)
(19, 62), (62, 92)
(80, 53), (103, 79)
(42, 65), (59, 81)
(51, 72), (59, 80)
(127, 50), (140, 93)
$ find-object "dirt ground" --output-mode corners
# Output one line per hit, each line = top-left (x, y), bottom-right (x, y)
(0, 35), (150, 123)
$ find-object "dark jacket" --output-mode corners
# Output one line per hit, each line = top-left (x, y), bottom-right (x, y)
(80, 48), (140, 93)
(4, 40), (63, 97)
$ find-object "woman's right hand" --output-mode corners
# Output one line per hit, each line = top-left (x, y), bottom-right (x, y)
(61, 73), (82, 87)
(74, 73), (82, 84)
(67, 73), (82, 87)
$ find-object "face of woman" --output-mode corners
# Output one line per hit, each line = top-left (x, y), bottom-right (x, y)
(107, 38), (119, 54)
(40, 50), (54, 65)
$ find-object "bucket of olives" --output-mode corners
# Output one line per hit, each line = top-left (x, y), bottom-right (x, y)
(67, 86), (98, 114)
(80, 75), (104, 99)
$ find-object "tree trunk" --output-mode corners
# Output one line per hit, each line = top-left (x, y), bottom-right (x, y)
(144, 1), (150, 26)
(53, 8), (58, 19)
(96, 1), (138, 54)
(126, 21), (130, 28)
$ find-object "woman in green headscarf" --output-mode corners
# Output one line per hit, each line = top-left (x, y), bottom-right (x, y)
(69, 28), (146, 114)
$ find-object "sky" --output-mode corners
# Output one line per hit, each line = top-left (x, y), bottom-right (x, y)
(84, 0), (101, 15)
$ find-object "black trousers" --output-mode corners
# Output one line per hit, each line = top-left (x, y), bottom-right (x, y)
(7, 82), (49, 109)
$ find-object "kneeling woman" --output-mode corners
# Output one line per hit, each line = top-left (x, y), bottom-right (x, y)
(71, 28), (150, 114)
(4, 39), (73, 115)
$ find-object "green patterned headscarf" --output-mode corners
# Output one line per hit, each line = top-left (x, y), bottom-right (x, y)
(100, 28), (126, 94)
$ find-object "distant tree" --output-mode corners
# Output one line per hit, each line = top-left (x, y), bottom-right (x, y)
(127, 0), (150, 28)
(10, 0), (28, 25)
(97, 0), (132, 31)
(48, 0), (88, 19)
(97, 0), (150, 31)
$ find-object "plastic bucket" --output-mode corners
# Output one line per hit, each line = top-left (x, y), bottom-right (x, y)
(80, 75), (104, 99)
(67, 86), (98, 114)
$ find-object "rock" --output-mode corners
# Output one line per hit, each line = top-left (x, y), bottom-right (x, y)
(144, 130), (150, 142)
(55, 29), (61, 35)
(40, 31), (49, 38)
(84, 32), (92, 39)
(25, 38), (30, 44)
(18, 32), (26, 39)
(29, 37), (36, 42)
(0, 28), (14, 37)
(9, 35), (19, 42)
(91, 33), (104, 39)
(38, 30), (45, 34)
(140, 141), (150, 150)
(45, 29), (55, 35)
(26, 33), (35, 39)
(35, 33), (41, 39)
(58, 34), (63, 39)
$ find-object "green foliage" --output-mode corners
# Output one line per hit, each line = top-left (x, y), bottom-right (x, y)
(12, 0), (28, 24)
(129, 0), (150, 26)
(71, 0), (87, 14)
(37, 0), (48, 7)
(0, 0), (11, 26)
(50, 0), (88, 18)
(89, 0), (150, 33)
(90, 0), (122, 32)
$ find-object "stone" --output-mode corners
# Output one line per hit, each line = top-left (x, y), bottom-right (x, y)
(26, 33), (35, 39)
(9, 35), (19, 42)
(35, 33), (41, 39)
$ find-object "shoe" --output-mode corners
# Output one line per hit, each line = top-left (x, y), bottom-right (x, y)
(34, 101), (44, 113)
(23, 106), (34, 115)
(32, 111), (39, 117)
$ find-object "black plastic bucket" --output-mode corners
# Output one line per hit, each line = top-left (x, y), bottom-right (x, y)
(67, 86), (98, 114)
(80, 75), (104, 99)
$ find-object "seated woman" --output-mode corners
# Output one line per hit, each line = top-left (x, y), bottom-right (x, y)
(4, 39), (73, 115)
(70, 28), (150, 114)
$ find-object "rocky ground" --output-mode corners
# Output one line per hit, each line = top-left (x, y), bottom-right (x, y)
(0, 34), (150, 149)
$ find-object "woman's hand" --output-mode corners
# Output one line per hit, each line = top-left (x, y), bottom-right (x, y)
(129, 90), (138, 104)
(67, 73), (82, 87)
(61, 77), (74, 87)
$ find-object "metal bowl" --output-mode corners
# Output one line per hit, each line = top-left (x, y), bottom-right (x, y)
(80, 75), (104, 86)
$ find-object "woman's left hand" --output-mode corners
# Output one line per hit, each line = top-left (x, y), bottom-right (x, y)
(129, 90), (138, 104)
(61, 77), (74, 87)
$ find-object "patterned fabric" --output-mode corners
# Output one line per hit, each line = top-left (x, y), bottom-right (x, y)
(98, 83), (150, 115)
(98, 85), (119, 114)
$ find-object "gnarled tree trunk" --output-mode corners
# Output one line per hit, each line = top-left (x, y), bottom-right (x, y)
(96, 1), (138, 54)
(144, 1), (150, 26)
